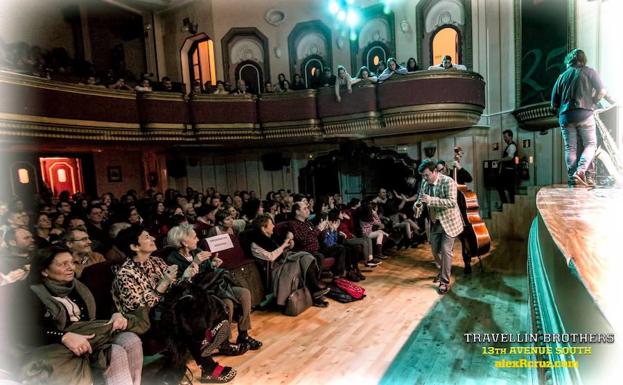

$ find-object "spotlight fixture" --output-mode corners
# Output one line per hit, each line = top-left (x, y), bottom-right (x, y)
(328, 0), (362, 41)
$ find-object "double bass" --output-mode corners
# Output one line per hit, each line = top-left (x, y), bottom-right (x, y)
(453, 149), (491, 258)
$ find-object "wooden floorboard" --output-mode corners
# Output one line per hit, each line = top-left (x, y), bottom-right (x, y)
(183, 239), (528, 385)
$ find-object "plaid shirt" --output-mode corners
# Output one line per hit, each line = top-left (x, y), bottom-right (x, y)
(420, 174), (464, 237)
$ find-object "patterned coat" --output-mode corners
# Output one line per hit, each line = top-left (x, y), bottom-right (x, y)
(420, 174), (464, 238)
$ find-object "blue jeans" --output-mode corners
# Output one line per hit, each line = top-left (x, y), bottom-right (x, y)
(561, 115), (597, 177)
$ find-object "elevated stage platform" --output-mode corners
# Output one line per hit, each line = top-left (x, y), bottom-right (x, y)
(529, 186), (623, 385)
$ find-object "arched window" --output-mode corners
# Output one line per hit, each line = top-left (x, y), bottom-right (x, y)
(431, 26), (461, 66)
(235, 60), (263, 94)
(362, 42), (390, 75)
(181, 33), (216, 93)
(301, 55), (324, 88)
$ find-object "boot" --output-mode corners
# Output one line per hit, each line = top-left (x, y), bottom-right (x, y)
(374, 244), (387, 260)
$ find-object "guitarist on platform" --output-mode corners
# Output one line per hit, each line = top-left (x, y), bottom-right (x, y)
(417, 159), (464, 294)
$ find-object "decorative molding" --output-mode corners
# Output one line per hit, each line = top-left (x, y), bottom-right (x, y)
(288, 20), (333, 80)
(512, 102), (558, 132)
(349, 4), (396, 74)
(417, 0), (473, 69)
(221, 28), (271, 84)
(264, 9), (286, 26)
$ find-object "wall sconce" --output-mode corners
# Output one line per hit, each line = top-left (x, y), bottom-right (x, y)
(274, 47), (282, 58)
(400, 20), (410, 33)
(182, 17), (198, 34)
(423, 146), (437, 158)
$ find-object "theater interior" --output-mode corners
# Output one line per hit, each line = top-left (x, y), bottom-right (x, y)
(0, 0), (621, 384)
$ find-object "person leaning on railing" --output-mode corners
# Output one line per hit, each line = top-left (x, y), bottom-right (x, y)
(377, 57), (408, 82)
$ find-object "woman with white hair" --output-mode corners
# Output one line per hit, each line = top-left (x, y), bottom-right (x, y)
(167, 223), (263, 356)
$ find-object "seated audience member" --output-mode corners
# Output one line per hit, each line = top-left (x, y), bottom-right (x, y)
(355, 66), (378, 83)
(291, 74), (306, 90)
(113, 227), (235, 383)
(33, 212), (53, 249)
(212, 80), (229, 95)
(231, 79), (251, 95)
(337, 204), (380, 268)
(65, 228), (105, 278)
(243, 214), (329, 308)
(263, 81), (275, 94)
(322, 210), (363, 282)
(194, 204), (217, 244)
(134, 78), (152, 93)
(86, 204), (111, 254)
(378, 57), (408, 82)
(359, 201), (388, 260)
(12, 246), (143, 385)
(105, 222), (132, 265)
(206, 211), (265, 304)
(0, 227), (35, 286)
(406, 57), (419, 72)
(334, 65), (355, 103)
(428, 55), (467, 71)
(108, 77), (133, 91)
(167, 223), (262, 354)
(284, 202), (345, 278)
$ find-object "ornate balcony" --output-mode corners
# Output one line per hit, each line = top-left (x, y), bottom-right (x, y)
(0, 70), (486, 144)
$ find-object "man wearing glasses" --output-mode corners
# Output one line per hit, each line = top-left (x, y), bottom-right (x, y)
(65, 228), (105, 278)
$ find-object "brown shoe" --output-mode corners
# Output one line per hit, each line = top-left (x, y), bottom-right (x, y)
(573, 171), (589, 187)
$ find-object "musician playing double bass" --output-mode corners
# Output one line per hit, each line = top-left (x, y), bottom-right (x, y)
(441, 147), (475, 274)
(416, 159), (464, 294)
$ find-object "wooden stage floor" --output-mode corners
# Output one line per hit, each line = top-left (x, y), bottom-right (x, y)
(183, 237), (531, 385)
(536, 185), (623, 330)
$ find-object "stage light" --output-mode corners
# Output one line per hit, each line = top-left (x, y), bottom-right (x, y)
(337, 10), (346, 21)
(350, 30), (357, 41)
(346, 0), (355, 4)
(328, 0), (339, 14)
(346, 9), (360, 27)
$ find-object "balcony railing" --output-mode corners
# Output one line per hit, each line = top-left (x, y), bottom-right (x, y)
(0, 70), (486, 144)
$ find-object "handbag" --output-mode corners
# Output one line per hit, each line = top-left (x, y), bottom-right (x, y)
(284, 286), (312, 316)
(284, 277), (312, 316)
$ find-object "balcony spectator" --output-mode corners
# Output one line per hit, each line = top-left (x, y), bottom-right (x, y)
(78, 76), (105, 88)
(375, 60), (386, 76)
(263, 81), (275, 94)
(155, 76), (183, 93)
(277, 79), (291, 93)
(291, 74), (306, 90)
(212, 80), (229, 95)
(334, 65), (354, 103)
(428, 55), (467, 71)
(134, 78), (152, 93)
(108, 77), (132, 91)
(406, 57), (419, 72)
(190, 81), (203, 96)
(277, 73), (287, 91)
(231, 79), (251, 95)
(355, 66), (378, 84)
(378, 57), (408, 82)
(320, 67), (336, 87)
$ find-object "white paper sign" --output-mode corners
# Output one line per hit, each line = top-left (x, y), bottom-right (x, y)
(205, 234), (234, 253)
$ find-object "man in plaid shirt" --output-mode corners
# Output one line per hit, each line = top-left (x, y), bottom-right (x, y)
(417, 159), (464, 294)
